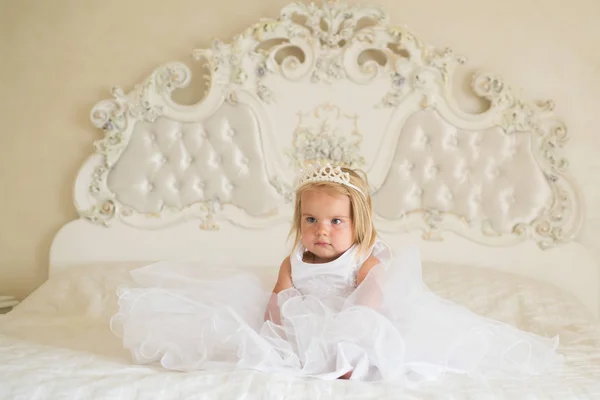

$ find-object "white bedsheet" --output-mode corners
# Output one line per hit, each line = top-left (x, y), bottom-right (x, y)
(1, 262), (599, 399)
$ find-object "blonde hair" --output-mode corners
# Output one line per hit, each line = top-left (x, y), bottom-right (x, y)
(289, 167), (377, 257)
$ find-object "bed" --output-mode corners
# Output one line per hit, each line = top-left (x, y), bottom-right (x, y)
(1, 1), (599, 398)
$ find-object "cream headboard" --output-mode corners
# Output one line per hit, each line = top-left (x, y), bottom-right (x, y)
(50, 1), (598, 316)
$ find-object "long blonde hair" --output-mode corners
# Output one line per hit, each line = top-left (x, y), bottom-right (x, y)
(289, 167), (377, 257)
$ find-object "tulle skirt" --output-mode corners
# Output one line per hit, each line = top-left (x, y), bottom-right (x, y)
(110, 248), (562, 386)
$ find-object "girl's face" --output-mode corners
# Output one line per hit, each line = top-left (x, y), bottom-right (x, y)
(300, 188), (355, 263)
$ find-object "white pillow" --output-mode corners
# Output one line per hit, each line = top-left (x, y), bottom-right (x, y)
(422, 262), (599, 340)
(13, 262), (145, 320)
(13, 262), (280, 321)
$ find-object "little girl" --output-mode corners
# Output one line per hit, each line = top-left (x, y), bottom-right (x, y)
(111, 164), (562, 386)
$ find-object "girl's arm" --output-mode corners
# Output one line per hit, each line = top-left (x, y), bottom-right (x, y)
(354, 255), (383, 309)
(272, 256), (293, 294)
(339, 256), (382, 380)
(356, 255), (380, 286)
(264, 257), (293, 324)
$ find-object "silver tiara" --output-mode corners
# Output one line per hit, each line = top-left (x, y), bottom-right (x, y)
(297, 164), (364, 195)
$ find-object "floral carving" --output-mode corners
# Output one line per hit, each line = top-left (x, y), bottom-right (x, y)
(271, 176), (294, 203)
(312, 55), (346, 83)
(288, 104), (364, 169)
(79, 200), (116, 226)
(280, 1), (387, 48)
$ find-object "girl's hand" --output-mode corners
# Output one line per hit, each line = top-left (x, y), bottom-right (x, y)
(339, 371), (353, 379)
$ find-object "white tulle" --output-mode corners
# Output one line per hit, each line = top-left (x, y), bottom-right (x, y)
(110, 241), (562, 386)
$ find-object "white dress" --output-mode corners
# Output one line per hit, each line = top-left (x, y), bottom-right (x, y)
(110, 240), (562, 386)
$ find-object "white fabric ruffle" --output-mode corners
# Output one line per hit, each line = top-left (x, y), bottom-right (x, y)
(110, 245), (562, 387)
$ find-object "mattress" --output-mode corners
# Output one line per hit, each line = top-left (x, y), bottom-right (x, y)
(1, 261), (599, 399)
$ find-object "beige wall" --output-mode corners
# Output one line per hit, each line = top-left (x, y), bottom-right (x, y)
(1, 0), (599, 299)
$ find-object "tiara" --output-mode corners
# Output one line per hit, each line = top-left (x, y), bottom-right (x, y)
(297, 164), (364, 195)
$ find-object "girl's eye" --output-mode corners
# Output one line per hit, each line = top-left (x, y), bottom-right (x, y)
(332, 218), (342, 225)
(306, 217), (316, 223)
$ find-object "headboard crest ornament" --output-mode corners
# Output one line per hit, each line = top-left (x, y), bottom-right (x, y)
(76, 0), (582, 250)
(288, 103), (365, 170)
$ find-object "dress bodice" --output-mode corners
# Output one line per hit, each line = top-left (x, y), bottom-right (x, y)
(289, 240), (392, 299)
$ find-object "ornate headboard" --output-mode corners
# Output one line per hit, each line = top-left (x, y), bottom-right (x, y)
(51, 1), (598, 315)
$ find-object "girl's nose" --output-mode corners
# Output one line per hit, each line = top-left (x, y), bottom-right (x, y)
(316, 221), (329, 235)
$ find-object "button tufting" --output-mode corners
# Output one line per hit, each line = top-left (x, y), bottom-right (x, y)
(106, 114), (279, 218)
(398, 159), (414, 174)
